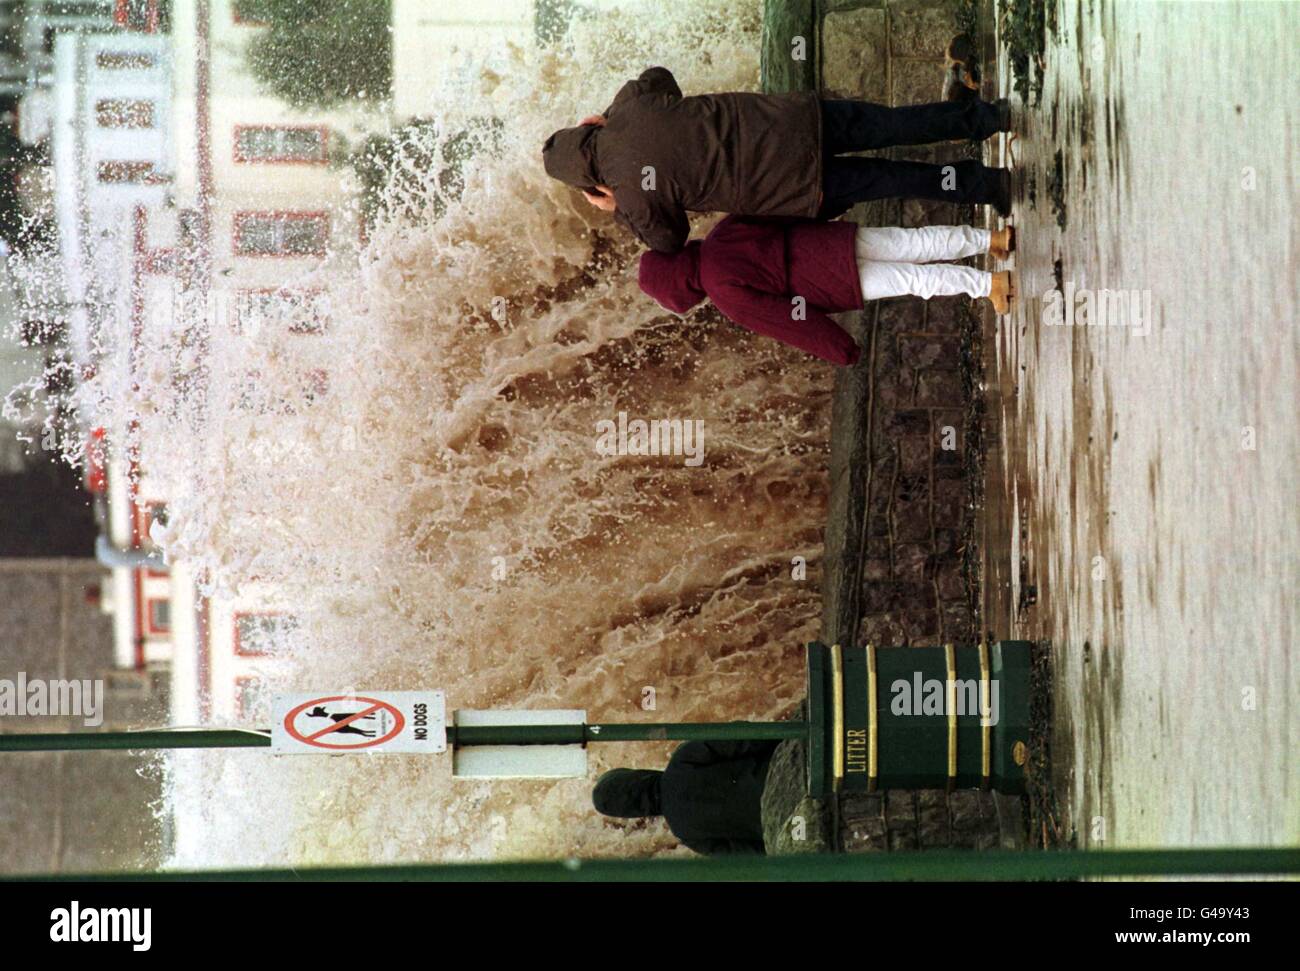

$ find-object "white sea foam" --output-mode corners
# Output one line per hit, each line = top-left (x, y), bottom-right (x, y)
(75, 0), (836, 867)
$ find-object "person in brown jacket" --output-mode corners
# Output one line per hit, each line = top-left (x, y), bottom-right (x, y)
(542, 66), (1013, 253)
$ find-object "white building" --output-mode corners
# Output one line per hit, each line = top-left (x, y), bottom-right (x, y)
(40, 22), (171, 672)
(48, 2), (384, 725)
(51, 29), (172, 366)
(161, 1), (389, 726)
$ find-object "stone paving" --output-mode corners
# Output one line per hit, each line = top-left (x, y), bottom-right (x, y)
(761, 0), (1023, 853)
(0, 559), (169, 873)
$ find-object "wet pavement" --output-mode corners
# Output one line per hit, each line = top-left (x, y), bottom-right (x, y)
(982, 0), (1297, 851)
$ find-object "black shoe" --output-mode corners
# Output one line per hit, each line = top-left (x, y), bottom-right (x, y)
(991, 168), (1013, 217)
(994, 98), (1013, 133)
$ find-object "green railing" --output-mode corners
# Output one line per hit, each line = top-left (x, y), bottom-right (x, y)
(0, 721), (806, 752)
(10, 848), (1300, 882)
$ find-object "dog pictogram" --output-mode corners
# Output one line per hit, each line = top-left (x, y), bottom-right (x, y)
(282, 695), (405, 750)
(303, 704), (377, 737)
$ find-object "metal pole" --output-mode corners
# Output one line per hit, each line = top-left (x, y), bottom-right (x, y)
(8, 848), (1299, 882)
(0, 730), (272, 752)
(457, 721), (808, 745)
(0, 721), (808, 753)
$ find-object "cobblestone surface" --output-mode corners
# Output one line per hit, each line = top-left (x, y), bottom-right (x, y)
(764, 0), (1026, 854)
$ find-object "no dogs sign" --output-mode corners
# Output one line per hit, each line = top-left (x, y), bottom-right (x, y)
(271, 691), (446, 754)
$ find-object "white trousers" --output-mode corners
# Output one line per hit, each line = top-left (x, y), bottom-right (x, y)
(855, 226), (992, 301)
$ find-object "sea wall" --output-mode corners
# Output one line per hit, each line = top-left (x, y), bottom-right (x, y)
(761, 0), (1025, 853)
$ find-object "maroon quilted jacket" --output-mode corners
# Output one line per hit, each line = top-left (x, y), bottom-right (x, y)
(638, 216), (862, 365)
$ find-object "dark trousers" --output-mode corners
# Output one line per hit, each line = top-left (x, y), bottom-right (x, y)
(818, 99), (1004, 217)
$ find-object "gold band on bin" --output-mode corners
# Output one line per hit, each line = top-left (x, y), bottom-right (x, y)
(945, 642), (957, 791)
(979, 640), (991, 788)
(867, 643), (879, 792)
(831, 643), (844, 791)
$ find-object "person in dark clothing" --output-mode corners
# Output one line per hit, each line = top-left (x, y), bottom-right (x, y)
(817, 99), (1008, 220)
(592, 739), (779, 856)
(636, 215), (1015, 366)
(541, 66), (1013, 253)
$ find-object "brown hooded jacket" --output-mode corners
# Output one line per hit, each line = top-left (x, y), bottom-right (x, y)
(542, 67), (822, 253)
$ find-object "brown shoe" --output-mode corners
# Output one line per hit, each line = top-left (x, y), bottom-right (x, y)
(990, 225), (1015, 260)
(989, 271), (1013, 315)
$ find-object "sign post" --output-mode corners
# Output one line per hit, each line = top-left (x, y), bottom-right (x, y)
(0, 719), (806, 751)
(0, 642), (1036, 798)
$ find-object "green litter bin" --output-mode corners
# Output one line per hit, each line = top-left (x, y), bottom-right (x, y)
(804, 641), (1032, 797)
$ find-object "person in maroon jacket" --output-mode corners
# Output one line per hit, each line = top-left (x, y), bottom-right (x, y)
(637, 217), (1014, 366)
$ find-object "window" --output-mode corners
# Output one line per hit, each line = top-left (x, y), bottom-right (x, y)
(233, 212), (329, 257)
(235, 369), (329, 413)
(234, 126), (328, 164)
(118, 0), (173, 33)
(301, 368), (329, 403)
(233, 289), (329, 335)
(98, 160), (160, 184)
(234, 613), (299, 656)
(97, 51), (157, 70)
(147, 599), (171, 634)
(235, 370), (266, 412)
(96, 99), (155, 129)
(60, 1), (120, 16)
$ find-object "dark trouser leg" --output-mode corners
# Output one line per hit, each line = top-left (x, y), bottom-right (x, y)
(820, 98), (1003, 153)
(819, 157), (1004, 218)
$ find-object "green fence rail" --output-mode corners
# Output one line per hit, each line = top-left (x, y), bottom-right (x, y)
(9, 848), (1300, 882)
(0, 721), (808, 752)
